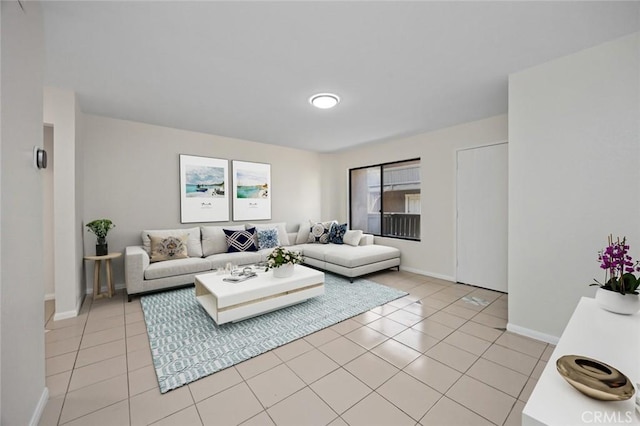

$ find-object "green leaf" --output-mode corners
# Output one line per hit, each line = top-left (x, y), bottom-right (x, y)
(621, 273), (638, 295)
(624, 273), (640, 293)
(609, 278), (619, 293)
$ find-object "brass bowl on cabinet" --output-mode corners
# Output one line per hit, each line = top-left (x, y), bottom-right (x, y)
(556, 355), (635, 401)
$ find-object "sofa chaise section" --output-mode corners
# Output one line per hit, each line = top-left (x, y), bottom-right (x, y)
(299, 236), (400, 281)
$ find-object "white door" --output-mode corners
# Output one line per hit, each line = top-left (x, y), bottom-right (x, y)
(405, 194), (421, 214)
(456, 143), (508, 292)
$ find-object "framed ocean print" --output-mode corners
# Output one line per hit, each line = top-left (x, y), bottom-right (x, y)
(232, 160), (271, 221)
(179, 155), (230, 223)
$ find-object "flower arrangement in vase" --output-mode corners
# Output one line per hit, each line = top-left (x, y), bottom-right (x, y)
(86, 219), (115, 256)
(590, 235), (640, 314)
(265, 246), (304, 278)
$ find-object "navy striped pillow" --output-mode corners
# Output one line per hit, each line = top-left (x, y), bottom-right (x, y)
(224, 227), (258, 253)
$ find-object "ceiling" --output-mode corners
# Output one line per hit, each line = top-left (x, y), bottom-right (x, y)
(42, 1), (640, 153)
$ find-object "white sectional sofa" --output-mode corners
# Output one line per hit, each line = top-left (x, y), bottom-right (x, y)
(125, 222), (400, 301)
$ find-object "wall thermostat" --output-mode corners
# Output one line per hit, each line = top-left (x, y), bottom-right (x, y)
(34, 146), (47, 169)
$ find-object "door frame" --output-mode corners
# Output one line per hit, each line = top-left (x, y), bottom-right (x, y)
(454, 141), (508, 288)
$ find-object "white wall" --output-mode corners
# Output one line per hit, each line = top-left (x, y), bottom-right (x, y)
(81, 115), (324, 292)
(44, 87), (84, 319)
(0, 1), (48, 424)
(327, 115), (508, 280)
(508, 33), (640, 341)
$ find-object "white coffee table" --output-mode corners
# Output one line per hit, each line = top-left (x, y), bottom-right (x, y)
(195, 265), (325, 325)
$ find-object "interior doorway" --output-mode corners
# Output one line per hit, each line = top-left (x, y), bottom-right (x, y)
(456, 142), (508, 293)
(43, 125), (55, 310)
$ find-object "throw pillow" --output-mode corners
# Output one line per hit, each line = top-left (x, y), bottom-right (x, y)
(343, 230), (363, 247)
(308, 220), (335, 244)
(248, 222), (291, 246)
(149, 234), (189, 263)
(142, 227), (202, 257)
(224, 227), (258, 253)
(201, 225), (245, 256)
(257, 228), (280, 250)
(329, 223), (348, 244)
(296, 222), (310, 244)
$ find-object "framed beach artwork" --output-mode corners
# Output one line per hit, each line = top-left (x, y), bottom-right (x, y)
(232, 160), (271, 221)
(179, 155), (230, 223)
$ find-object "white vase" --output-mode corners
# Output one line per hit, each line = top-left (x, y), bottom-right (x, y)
(595, 287), (640, 315)
(273, 263), (294, 278)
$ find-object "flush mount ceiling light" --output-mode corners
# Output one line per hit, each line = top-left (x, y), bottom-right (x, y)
(309, 93), (340, 109)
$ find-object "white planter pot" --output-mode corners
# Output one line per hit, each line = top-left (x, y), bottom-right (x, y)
(595, 287), (640, 315)
(273, 263), (294, 278)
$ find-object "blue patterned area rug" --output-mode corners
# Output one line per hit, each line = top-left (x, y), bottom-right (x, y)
(140, 273), (407, 393)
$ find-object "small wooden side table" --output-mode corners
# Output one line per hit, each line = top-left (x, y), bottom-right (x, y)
(84, 252), (122, 299)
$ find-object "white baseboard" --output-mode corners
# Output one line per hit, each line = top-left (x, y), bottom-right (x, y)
(507, 322), (559, 345)
(54, 309), (78, 321)
(44, 293), (55, 301)
(29, 387), (49, 426)
(50, 294), (83, 321)
(399, 266), (455, 283)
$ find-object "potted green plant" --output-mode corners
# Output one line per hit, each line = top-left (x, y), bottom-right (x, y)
(265, 246), (304, 278)
(590, 235), (640, 314)
(86, 219), (115, 256)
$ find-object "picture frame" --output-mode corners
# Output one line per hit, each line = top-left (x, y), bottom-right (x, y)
(179, 154), (230, 223)
(232, 160), (271, 221)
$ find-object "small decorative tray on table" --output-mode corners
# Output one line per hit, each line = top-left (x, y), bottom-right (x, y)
(222, 267), (258, 283)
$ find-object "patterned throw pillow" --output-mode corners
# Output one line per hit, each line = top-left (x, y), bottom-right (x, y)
(224, 227), (258, 253)
(257, 228), (280, 250)
(329, 223), (348, 244)
(308, 221), (335, 244)
(149, 234), (189, 263)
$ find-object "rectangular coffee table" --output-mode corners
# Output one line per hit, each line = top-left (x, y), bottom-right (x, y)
(195, 265), (325, 325)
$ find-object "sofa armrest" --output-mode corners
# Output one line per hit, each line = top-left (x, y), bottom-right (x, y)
(125, 246), (149, 299)
(359, 234), (374, 246)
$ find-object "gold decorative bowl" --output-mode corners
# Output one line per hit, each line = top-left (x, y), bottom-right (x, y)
(556, 355), (636, 401)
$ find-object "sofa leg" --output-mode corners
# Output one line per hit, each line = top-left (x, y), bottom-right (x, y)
(350, 277), (354, 283)
(127, 293), (132, 303)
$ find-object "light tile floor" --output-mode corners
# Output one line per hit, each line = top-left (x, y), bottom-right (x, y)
(40, 270), (554, 426)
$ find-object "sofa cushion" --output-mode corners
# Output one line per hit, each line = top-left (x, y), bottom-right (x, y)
(225, 227), (258, 253)
(324, 245), (401, 268)
(249, 222), (291, 246)
(344, 230), (363, 247)
(142, 227), (202, 258)
(201, 225), (245, 256)
(257, 228), (279, 250)
(300, 243), (334, 261)
(206, 251), (262, 269)
(329, 223), (348, 244)
(149, 234), (189, 263)
(144, 257), (212, 280)
(308, 220), (336, 244)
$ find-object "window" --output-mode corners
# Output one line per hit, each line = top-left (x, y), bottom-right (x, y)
(349, 159), (420, 240)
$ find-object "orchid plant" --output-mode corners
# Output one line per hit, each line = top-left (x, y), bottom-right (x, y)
(265, 246), (303, 271)
(591, 235), (640, 295)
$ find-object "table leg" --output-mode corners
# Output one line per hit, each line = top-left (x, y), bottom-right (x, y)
(93, 259), (104, 299)
(106, 259), (114, 297)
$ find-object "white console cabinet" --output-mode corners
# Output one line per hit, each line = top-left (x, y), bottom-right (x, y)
(523, 297), (639, 425)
